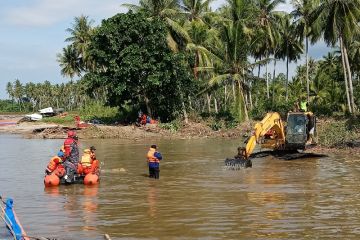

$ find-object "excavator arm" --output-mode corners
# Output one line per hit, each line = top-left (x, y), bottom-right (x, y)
(242, 112), (286, 159)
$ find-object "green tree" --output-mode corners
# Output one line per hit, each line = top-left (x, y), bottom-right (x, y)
(291, 0), (320, 102)
(13, 79), (24, 110)
(206, 0), (258, 122)
(86, 12), (195, 121)
(57, 44), (82, 79)
(180, 0), (214, 22)
(65, 15), (95, 71)
(276, 15), (303, 100)
(123, 0), (190, 52)
(311, 0), (360, 113)
(255, 0), (284, 99)
(6, 82), (14, 100)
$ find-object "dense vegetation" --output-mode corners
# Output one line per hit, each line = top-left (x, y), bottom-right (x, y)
(5, 0), (360, 126)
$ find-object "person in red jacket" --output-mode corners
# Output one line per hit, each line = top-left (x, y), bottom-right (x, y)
(45, 151), (65, 177)
(63, 130), (80, 183)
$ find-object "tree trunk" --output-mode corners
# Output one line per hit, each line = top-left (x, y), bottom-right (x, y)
(340, 37), (352, 113)
(144, 96), (152, 117)
(224, 85), (227, 111)
(181, 99), (188, 124)
(249, 81), (253, 110)
(266, 58), (269, 99)
(258, 56), (261, 78)
(207, 93), (211, 112)
(343, 41), (356, 113)
(306, 36), (310, 102)
(214, 97), (218, 113)
(194, 50), (199, 79)
(237, 80), (248, 121)
(273, 58), (276, 81)
(232, 81), (236, 101)
(188, 96), (193, 110)
(285, 54), (289, 101)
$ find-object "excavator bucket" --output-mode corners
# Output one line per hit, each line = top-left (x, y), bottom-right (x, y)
(224, 157), (252, 170)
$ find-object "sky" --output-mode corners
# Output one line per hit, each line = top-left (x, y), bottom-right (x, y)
(0, 0), (330, 99)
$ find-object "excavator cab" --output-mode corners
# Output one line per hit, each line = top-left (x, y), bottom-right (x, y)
(285, 112), (316, 150)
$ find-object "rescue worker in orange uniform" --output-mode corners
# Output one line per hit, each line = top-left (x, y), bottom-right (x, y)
(63, 130), (80, 183)
(146, 145), (162, 179)
(80, 147), (100, 175)
(45, 151), (66, 177)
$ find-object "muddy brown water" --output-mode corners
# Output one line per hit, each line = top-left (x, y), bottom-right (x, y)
(0, 134), (360, 239)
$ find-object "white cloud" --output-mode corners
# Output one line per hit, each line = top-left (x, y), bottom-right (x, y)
(3, 0), (139, 27)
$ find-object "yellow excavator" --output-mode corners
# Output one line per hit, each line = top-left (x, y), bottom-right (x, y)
(225, 112), (320, 169)
(225, 111), (317, 169)
(240, 111), (317, 159)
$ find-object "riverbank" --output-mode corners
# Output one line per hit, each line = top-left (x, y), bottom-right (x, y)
(1, 115), (359, 154)
(0, 117), (252, 140)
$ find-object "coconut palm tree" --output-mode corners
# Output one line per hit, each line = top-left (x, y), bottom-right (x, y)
(291, 0), (320, 102)
(348, 36), (360, 74)
(6, 82), (14, 100)
(204, 0), (258, 121)
(312, 52), (343, 110)
(57, 45), (82, 80)
(123, 0), (191, 52)
(254, 0), (285, 99)
(65, 15), (95, 71)
(180, 0), (214, 22)
(276, 15), (303, 101)
(311, 0), (360, 113)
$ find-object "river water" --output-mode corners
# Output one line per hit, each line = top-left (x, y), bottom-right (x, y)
(0, 134), (360, 239)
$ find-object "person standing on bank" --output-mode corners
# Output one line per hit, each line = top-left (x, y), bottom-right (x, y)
(146, 145), (162, 179)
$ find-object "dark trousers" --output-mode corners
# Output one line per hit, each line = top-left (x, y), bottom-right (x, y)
(63, 161), (77, 182)
(149, 167), (160, 179)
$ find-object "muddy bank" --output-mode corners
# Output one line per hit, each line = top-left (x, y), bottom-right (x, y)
(0, 120), (251, 140)
(1, 116), (360, 155)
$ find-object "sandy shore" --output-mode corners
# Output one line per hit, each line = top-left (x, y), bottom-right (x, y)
(0, 118), (247, 140)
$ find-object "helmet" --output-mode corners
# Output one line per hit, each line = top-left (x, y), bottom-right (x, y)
(90, 146), (96, 151)
(67, 130), (76, 138)
(57, 151), (65, 158)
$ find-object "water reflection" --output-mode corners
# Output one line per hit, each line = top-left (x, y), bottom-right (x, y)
(43, 185), (99, 238)
(146, 182), (158, 218)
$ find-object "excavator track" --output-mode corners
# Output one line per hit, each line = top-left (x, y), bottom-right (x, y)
(224, 150), (327, 170)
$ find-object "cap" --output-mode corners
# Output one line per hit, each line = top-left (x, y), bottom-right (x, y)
(151, 144), (157, 149)
(90, 146), (96, 151)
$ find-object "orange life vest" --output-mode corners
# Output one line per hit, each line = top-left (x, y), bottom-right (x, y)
(147, 148), (160, 163)
(81, 149), (92, 167)
(46, 156), (62, 172)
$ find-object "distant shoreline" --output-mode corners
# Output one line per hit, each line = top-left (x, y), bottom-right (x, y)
(0, 114), (247, 140)
(1, 115), (359, 156)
